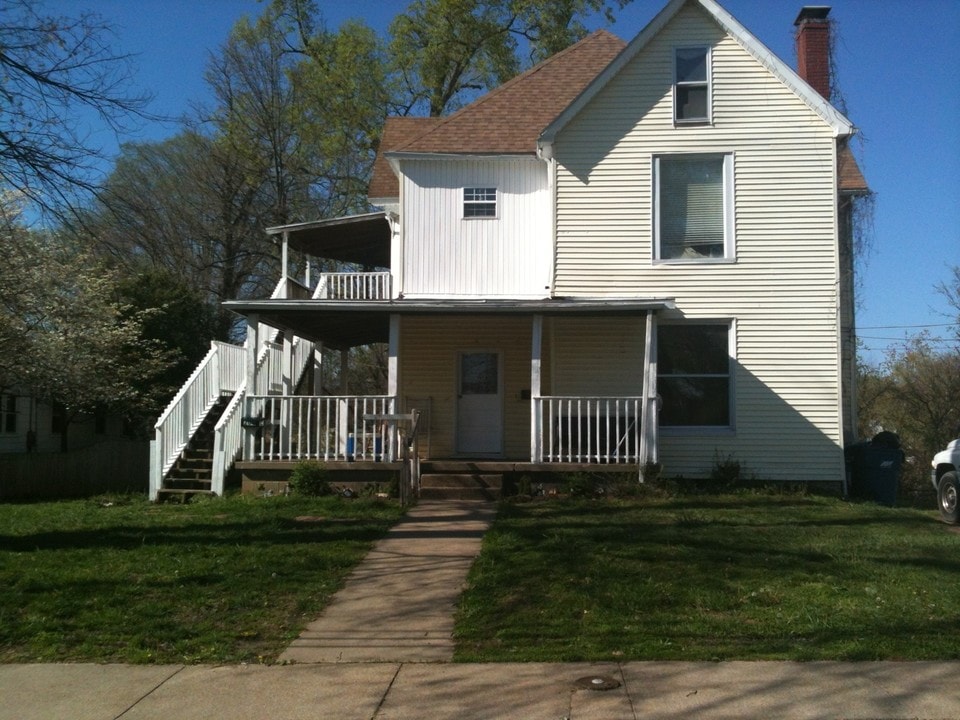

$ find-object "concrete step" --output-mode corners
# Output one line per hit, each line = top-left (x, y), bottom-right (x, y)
(419, 486), (499, 501)
(419, 473), (502, 489)
(156, 488), (216, 502)
(418, 473), (502, 501)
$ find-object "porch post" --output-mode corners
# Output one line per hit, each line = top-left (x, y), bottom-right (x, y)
(245, 313), (260, 461)
(338, 348), (349, 458)
(531, 314), (543, 462)
(281, 231), (289, 293)
(312, 343), (324, 395)
(639, 310), (659, 478)
(388, 313), (400, 461)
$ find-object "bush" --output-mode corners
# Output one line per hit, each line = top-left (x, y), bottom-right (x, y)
(287, 461), (331, 497)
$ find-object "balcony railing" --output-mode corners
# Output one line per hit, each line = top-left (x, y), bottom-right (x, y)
(244, 395), (397, 462)
(315, 272), (391, 300)
(534, 396), (644, 463)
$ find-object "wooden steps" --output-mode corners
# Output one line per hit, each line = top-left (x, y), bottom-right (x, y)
(156, 395), (231, 502)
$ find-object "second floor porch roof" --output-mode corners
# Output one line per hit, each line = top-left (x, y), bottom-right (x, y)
(266, 212), (392, 268)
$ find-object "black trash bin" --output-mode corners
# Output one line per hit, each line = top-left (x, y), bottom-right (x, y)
(845, 432), (903, 506)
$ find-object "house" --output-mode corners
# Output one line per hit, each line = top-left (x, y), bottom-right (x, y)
(0, 391), (128, 455)
(149, 0), (869, 501)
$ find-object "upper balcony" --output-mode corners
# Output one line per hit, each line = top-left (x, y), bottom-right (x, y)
(266, 212), (396, 302)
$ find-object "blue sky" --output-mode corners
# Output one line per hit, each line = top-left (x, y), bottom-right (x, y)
(44, 0), (960, 365)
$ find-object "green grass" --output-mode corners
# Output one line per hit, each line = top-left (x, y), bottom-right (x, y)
(454, 492), (960, 662)
(0, 493), (404, 664)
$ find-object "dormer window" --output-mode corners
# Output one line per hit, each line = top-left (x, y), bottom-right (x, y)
(463, 187), (497, 218)
(674, 46), (710, 123)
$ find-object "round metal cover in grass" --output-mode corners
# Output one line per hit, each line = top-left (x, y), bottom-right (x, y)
(574, 675), (621, 691)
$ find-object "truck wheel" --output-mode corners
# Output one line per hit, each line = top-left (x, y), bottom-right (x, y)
(938, 471), (959, 524)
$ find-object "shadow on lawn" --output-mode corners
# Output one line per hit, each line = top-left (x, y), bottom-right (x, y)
(0, 517), (392, 553)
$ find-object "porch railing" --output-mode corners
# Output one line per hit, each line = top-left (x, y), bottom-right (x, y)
(534, 396), (644, 463)
(315, 272), (391, 300)
(244, 395), (397, 462)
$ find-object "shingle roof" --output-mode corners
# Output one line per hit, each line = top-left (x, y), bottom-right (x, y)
(838, 144), (869, 194)
(390, 29), (626, 156)
(368, 117), (441, 200)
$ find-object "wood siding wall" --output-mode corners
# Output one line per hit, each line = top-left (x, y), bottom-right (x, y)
(400, 157), (551, 298)
(548, 316), (646, 396)
(399, 315), (535, 458)
(554, 5), (844, 482)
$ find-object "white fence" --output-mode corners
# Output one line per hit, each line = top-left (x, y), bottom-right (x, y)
(315, 272), (391, 300)
(244, 395), (397, 462)
(534, 396), (644, 463)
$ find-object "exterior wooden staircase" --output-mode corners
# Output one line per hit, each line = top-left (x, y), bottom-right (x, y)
(157, 395), (232, 501)
(418, 462), (502, 501)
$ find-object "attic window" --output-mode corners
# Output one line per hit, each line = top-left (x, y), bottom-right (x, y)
(463, 187), (496, 218)
(674, 46), (710, 123)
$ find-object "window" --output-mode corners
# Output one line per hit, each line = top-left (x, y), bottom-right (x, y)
(658, 323), (731, 428)
(1, 394), (16, 434)
(654, 153), (733, 261)
(674, 46), (710, 123)
(463, 187), (496, 218)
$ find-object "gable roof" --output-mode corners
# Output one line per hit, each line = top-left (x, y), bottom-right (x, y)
(838, 143), (869, 195)
(540, 0), (855, 144)
(388, 29), (627, 156)
(369, 117), (440, 200)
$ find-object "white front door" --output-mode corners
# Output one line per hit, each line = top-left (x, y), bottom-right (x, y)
(456, 351), (503, 455)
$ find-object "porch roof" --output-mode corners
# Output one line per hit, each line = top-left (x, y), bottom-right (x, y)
(265, 213), (391, 269)
(224, 297), (675, 350)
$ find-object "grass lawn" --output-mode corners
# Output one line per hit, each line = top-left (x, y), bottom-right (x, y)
(454, 491), (960, 662)
(0, 493), (404, 664)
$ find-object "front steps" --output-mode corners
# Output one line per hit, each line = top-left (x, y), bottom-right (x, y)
(157, 394), (232, 502)
(418, 463), (502, 500)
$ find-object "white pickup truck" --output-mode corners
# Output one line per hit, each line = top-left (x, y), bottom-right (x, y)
(931, 439), (959, 524)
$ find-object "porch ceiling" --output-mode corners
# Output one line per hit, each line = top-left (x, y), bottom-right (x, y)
(265, 213), (391, 269)
(224, 297), (675, 350)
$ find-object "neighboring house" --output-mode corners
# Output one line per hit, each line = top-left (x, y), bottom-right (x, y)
(0, 391), (127, 455)
(150, 0), (869, 500)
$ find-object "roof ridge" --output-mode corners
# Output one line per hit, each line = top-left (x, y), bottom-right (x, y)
(390, 29), (624, 154)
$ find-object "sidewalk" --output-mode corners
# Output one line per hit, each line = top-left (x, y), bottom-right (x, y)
(3, 660), (959, 719)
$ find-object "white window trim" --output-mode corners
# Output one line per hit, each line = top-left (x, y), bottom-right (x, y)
(658, 318), (736, 435)
(673, 45), (712, 125)
(462, 187), (497, 219)
(652, 152), (736, 264)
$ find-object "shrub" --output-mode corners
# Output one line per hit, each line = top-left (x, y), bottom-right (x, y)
(287, 461), (331, 496)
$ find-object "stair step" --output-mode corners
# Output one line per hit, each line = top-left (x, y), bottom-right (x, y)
(163, 478), (213, 489)
(419, 486), (499, 501)
(420, 473), (502, 489)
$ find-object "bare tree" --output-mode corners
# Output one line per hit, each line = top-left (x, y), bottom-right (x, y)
(0, 0), (149, 219)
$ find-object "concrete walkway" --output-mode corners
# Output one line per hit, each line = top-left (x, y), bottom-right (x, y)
(281, 499), (497, 663)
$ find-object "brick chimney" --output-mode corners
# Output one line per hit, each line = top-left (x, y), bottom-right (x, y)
(794, 6), (832, 100)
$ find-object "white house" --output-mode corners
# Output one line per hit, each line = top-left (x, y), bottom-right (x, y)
(150, 0), (868, 500)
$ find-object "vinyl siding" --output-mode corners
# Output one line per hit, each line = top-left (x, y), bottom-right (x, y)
(554, 4), (844, 482)
(400, 157), (551, 298)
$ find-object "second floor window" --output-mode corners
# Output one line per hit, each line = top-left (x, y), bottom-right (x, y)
(654, 153), (734, 261)
(674, 46), (710, 123)
(463, 187), (497, 218)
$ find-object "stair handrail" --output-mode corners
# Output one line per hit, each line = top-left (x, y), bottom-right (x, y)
(211, 381), (246, 496)
(150, 340), (245, 498)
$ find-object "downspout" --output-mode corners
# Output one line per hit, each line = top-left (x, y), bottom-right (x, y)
(537, 141), (557, 297)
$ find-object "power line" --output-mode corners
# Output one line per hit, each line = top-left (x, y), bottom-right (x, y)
(858, 322), (958, 330)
